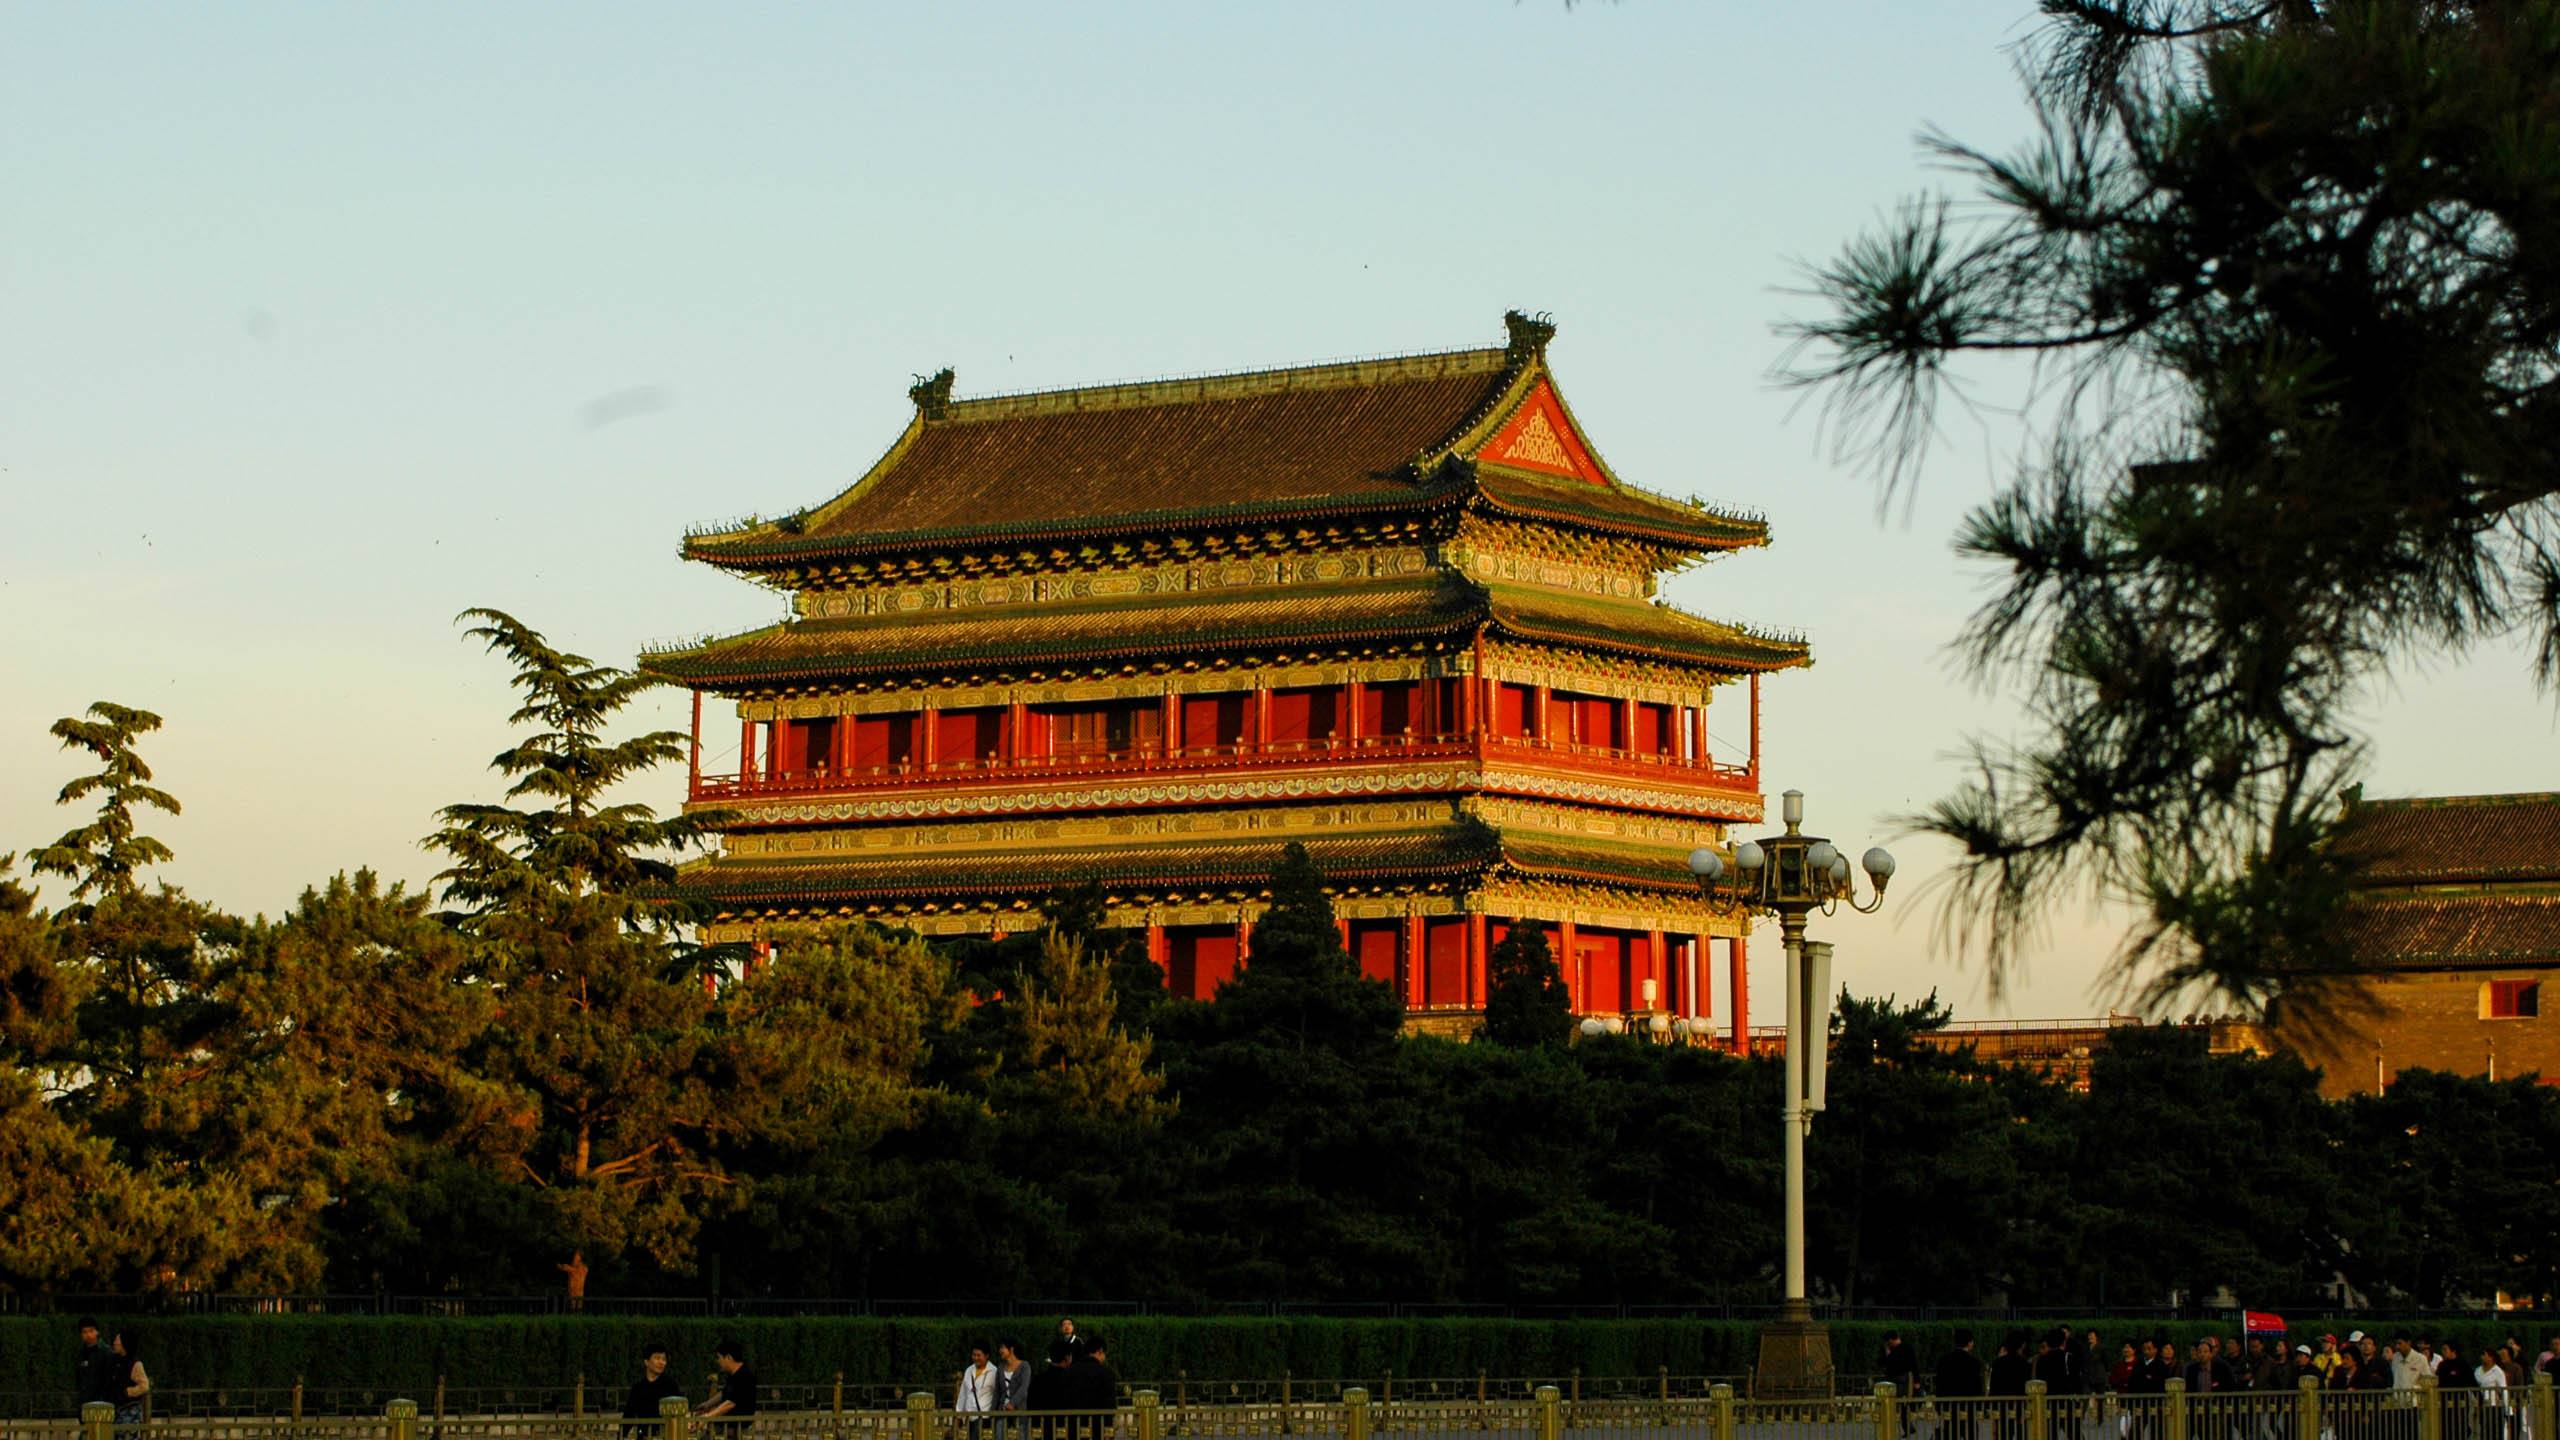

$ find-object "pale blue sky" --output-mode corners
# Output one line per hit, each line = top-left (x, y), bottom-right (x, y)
(6, 2), (2551, 1018)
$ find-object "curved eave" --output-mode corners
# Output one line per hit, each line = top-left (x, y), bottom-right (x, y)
(1488, 594), (1809, 675)
(637, 592), (1486, 690)
(679, 478), (1472, 574)
(670, 829), (1503, 909)
(1471, 466), (1769, 554)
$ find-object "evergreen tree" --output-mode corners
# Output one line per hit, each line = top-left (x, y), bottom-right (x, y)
(426, 610), (722, 1297)
(30, 702), (179, 902)
(1790, 0), (2560, 1006)
(1479, 922), (1572, 1048)
(1003, 928), (1165, 1120)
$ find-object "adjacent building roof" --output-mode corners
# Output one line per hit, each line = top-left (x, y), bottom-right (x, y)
(681, 315), (1767, 571)
(2334, 895), (2560, 969)
(2333, 792), (2560, 888)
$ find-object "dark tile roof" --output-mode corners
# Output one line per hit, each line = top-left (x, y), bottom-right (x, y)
(640, 574), (1479, 686)
(1487, 586), (1809, 672)
(681, 337), (1769, 567)
(640, 574), (1807, 689)
(677, 825), (1503, 910)
(2335, 894), (2560, 968)
(2335, 793), (2560, 887)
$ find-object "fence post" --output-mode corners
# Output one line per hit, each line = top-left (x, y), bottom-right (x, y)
(576, 1373), (587, 1419)
(1535, 1385), (1561, 1440)
(1572, 1370), (1582, 1405)
(1384, 1370), (1394, 1405)
(2166, 1379), (2188, 1440)
(387, 1398), (418, 1440)
(1182, 1372), (1192, 1410)
(2297, 1375), (2320, 1440)
(1875, 1383), (1897, 1440)
(1348, 1387), (1374, 1440)
(434, 1377), (447, 1425)
(908, 1389), (936, 1440)
(1135, 1390), (1161, 1440)
(835, 1373), (845, 1416)
(2534, 1371), (2554, 1440)
(661, 1394), (691, 1440)
(1479, 1372), (1489, 1405)
(2028, 1380), (2048, 1440)
(82, 1401), (112, 1440)
(1662, 1368), (1672, 1404)
(294, 1376), (306, 1422)
(2419, 1375), (2442, 1440)
(1710, 1383), (1736, 1440)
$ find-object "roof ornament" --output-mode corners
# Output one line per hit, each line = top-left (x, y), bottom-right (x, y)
(1503, 310), (1556, 364)
(908, 367), (957, 421)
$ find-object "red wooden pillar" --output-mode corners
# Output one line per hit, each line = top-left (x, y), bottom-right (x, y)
(1006, 700), (1027, 762)
(739, 719), (758, 786)
(1401, 913), (1425, 1007)
(1162, 692), (1180, 754)
(1345, 680), (1365, 744)
(687, 691), (703, 793)
(1238, 913), (1255, 962)
(1255, 686), (1273, 754)
(1533, 685), (1551, 743)
(1147, 923), (1167, 973)
(1646, 928), (1666, 1011)
(1337, 918), (1351, 951)
(1558, 919), (1580, 1012)
(1729, 935), (1751, 1051)
(919, 706), (939, 770)
(1748, 672), (1762, 779)
(1468, 912), (1489, 1008)
(1691, 933), (1712, 1020)
(1622, 698), (1638, 756)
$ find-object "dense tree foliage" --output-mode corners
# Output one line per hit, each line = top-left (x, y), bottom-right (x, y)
(1790, 0), (2560, 1008)
(11, 626), (2560, 1309)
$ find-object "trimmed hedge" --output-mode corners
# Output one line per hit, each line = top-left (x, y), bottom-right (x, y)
(2, 1316), (2543, 1400)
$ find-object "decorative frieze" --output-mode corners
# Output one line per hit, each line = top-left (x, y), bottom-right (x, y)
(713, 765), (1474, 828)
(1470, 875), (1743, 936)
(795, 546), (1434, 620)
(720, 797), (1464, 858)
(1476, 639), (1732, 707)
(1468, 795), (1726, 847)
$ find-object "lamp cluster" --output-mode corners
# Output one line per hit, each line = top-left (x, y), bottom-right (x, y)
(1686, 789), (1895, 917)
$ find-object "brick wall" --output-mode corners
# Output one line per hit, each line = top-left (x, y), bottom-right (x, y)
(2274, 967), (2560, 1097)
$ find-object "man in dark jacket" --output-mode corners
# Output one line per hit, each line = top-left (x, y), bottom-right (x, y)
(1026, 1341), (1077, 1440)
(1936, 1333), (1987, 1440)
(623, 1343), (686, 1434)
(1068, 1336), (1119, 1440)
(72, 1320), (112, 1414)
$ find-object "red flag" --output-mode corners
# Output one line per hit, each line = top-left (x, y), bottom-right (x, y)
(2245, 1311), (2288, 1335)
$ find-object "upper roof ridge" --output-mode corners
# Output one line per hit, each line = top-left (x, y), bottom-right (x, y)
(935, 345), (1515, 423)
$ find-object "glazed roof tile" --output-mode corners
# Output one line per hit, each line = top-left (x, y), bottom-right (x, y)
(640, 575), (1806, 688)
(679, 826), (1502, 908)
(2335, 793), (2560, 887)
(641, 575), (1477, 686)
(2335, 894), (2560, 968)
(682, 332), (1768, 566)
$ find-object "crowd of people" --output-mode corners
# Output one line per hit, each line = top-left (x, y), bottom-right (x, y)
(950, 1318), (1124, 1419)
(1893, 1326), (2560, 1402)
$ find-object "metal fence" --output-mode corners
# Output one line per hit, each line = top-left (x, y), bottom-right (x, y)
(29, 1375), (2557, 1440)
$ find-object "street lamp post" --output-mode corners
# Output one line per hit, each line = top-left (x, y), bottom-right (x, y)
(1687, 788), (1894, 1401)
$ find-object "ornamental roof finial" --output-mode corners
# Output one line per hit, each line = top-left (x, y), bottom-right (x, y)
(1503, 310), (1556, 364)
(909, 367), (956, 421)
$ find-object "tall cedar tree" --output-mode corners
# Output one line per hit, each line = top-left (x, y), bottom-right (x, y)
(1479, 922), (1573, 1048)
(1788, 0), (2560, 1011)
(426, 609), (721, 1296)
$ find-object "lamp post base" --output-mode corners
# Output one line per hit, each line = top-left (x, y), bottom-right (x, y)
(1753, 1305), (1834, 1400)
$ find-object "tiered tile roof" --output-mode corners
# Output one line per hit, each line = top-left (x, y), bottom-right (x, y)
(2334, 792), (2560, 970)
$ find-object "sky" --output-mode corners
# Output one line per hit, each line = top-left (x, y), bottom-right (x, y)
(5, 2), (2553, 1022)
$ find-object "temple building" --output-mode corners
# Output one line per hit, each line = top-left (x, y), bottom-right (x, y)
(641, 313), (1809, 1036)
(2272, 790), (2560, 1096)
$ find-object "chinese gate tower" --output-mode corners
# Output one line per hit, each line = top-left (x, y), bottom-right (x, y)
(644, 313), (1807, 1038)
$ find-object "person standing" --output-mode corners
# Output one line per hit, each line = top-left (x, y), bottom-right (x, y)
(958, 1344), (1000, 1433)
(1936, 1332), (1988, 1440)
(72, 1320), (112, 1416)
(105, 1333), (148, 1437)
(1026, 1341), (1077, 1440)
(624, 1343), (686, 1435)
(695, 1341), (758, 1430)
(995, 1340), (1031, 1439)
(1068, 1335), (1119, 1440)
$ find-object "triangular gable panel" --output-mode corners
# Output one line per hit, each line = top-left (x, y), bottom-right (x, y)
(1471, 380), (1608, 486)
